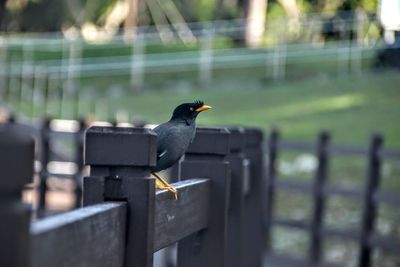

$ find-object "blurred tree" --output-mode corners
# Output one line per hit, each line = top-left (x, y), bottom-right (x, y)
(0, 0), (6, 22)
(0, 0), (379, 33)
(124, 0), (140, 40)
(11, 0), (72, 32)
(246, 0), (268, 47)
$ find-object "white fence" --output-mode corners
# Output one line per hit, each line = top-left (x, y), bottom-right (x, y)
(0, 12), (395, 121)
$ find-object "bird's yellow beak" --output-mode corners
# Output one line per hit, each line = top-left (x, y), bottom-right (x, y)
(195, 105), (212, 112)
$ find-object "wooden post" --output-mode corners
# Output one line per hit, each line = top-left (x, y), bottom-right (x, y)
(83, 126), (157, 267)
(178, 127), (231, 267)
(38, 117), (51, 216)
(0, 122), (35, 267)
(265, 129), (279, 251)
(358, 135), (383, 267)
(309, 131), (330, 265)
(226, 127), (247, 267)
(73, 119), (86, 208)
(242, 128), (265, 267)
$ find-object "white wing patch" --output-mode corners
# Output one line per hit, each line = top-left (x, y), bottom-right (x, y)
(158, 150), (167, 159)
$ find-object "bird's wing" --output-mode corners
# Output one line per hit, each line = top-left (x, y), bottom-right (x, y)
(153, 122), (191, 159)
(153, 122), (181, 160)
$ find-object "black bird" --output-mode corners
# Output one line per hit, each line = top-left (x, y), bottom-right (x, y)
(151, 101), (211, 199)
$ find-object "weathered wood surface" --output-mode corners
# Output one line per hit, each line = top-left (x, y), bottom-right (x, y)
(30, 202), (127, 267)
(242, 128), (265, 267)
(368, 233), (400, 252)
(265, 129), (278, 251)
(154, 179), (211, 251)
(178, 127), (231, 267)
(0, 122), (35, 267)
(226, 127), (247, 267)
(359, 135), (383, 267)
(275, 141), (400, 159)
(309, 132), (330, 265)
(84, 126), (158, 267)
(84, 126), (157, 167)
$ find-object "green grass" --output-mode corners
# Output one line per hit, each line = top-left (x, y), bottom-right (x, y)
(10, 70), (400, 148)
(108, 70), (400, 148)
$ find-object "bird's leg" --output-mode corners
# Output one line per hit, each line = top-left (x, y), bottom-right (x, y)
(151, 172), (178, 200)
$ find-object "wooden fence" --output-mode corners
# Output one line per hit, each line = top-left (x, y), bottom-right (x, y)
(37, 117), (86, 213)
(0, 123), (265, 267)
(1, 121), (399, 267)
(264, 130), (400, 267)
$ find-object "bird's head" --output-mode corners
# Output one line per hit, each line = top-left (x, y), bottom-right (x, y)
(170, 100), (211, 124)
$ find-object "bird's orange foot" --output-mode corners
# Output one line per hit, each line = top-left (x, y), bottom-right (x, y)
(152, 172), (178, 200)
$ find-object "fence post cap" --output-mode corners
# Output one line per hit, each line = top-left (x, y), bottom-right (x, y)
(186, 127), (230, 155)
(227, 127), (246, 153)
(245, 128), (264, 147)
(85, 126), (157, 167)
(0, 123), (35, 191)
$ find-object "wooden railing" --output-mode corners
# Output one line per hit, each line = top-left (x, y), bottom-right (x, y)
(1, 123), (265, 267)
(264, 130), (400, 267)
(1, 121), (399, 267)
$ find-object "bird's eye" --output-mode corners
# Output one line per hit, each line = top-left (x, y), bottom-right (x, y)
(190, 107), (194, 111)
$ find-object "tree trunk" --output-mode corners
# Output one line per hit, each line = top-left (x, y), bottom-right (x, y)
(124, 0), (140, 40)
(245, 0), (267, 48)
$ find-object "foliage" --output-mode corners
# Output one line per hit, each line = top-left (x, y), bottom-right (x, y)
(1, 0), (381, 32)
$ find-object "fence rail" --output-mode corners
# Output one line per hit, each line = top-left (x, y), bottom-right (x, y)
(264, 130), (400, 267)
(1, 120), (399, 267)
(30, 202), (127, 267)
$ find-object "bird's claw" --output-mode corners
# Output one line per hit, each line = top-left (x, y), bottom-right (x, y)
(156, 182), (178, 200)
(153, 172), (178, 200)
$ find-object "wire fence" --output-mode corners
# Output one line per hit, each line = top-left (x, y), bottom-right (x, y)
(0, 11), (395, 121)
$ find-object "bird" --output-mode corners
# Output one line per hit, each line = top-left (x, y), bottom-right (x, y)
(151, 101), (211, 200)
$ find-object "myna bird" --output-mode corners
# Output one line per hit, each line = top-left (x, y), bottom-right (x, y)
(151, 101), (211, 200)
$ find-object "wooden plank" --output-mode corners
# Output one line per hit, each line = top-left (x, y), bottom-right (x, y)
(329, 144), (368, 156)
(374, 191), (400, 207)
(276, 140), (379, 157)
(154, 179), (211, 251)
(263, 254), (312, 267)
(309, 132), (330, 264)
(263, 253), (341, 267)
(226, 127), (246, 267)
(272, 218), (309, 230)
(265, 130), (279, 250)
(275, 179), (313, 192)
(368, 233), (400, 252)
(84, 126), (158, 267)
(38, 118), (50, 214)
(242, 128), (265, 267)
(0, 122), (35, 267)
(30, 202), (127, 267)
(358, 135), (383, 267)
(178, 127), (231, 267)
(276, 141), (314, 152)
(320, 227), (361, 241)
(381, 148), (400, 159)
(323, 185), (364, 199)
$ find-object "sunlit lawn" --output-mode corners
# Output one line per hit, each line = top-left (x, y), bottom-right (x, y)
(107, 70), (400, 148)
(14, 69), (399, 147)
